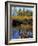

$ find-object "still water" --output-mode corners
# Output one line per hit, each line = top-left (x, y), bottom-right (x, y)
(10, 27), (33, 39)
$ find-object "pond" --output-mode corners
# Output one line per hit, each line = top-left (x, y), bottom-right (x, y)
(10, 27), (33, 39)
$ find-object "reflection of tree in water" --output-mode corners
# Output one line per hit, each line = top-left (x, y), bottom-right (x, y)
(19, 29), (33, 38)
(10, 24), (33, 39)
(10, 18), (33, 39)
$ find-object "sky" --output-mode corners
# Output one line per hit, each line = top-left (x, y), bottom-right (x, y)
(11, 6), (33, 16)
(15, 7), (32, 11)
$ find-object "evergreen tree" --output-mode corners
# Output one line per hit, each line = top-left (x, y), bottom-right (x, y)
(23, 8), (25, 16)
(17, 9), (22, 16)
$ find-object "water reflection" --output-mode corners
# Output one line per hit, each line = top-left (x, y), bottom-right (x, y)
(10, 27), (33, 39)
(10, 19), (33, 39)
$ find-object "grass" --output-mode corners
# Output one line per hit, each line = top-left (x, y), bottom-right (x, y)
(10, 15), (32, 30)
(10, 16), (32, 20)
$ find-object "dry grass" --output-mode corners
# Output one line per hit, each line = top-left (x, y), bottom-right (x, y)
(10, 16), (32, 30)
(10, 16), (32, 20)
